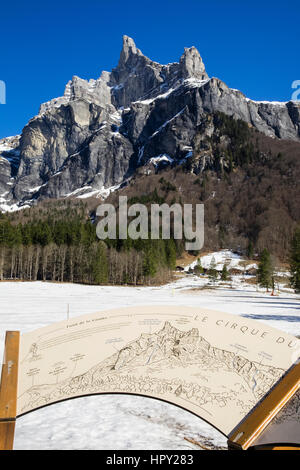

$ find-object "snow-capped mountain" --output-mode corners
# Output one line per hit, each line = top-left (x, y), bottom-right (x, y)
(1, 35), (300, 212)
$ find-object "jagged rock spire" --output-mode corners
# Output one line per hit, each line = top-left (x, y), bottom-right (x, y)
(180, 46), (208, 80)
(118, 36), (208, 80)
(111, 36), (209, 107)
(118, 35), (143, 67)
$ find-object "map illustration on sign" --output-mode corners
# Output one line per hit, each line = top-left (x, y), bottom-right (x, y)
(17, 306), (300, 437)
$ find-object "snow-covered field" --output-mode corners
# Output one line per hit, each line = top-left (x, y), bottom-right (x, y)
(0, 267), (299, 450)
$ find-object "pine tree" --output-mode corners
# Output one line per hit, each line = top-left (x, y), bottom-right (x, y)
(194, 258), (204, 275)
(208, 256), (218, 283)
(257, 249), (273, 291)
(221, 263), (229, 281)
(247, 241), (254, 259)
(290, 227), (300, 293)
(143, 247), (157, 278)
(91, 242), (108, 284)
(165, 239), (177, 270)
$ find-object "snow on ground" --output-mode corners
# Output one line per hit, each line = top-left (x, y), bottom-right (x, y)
(0, 201), (31, 213)
(184, 249), (245, 271)
(183, 250), (293, 296)
(0, 271), (299, 449)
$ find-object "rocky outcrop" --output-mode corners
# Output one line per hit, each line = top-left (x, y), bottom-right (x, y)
(1, 35), (300, 212)
(109, 35), (208, 108)
(14, 100), (114, 200)
(0, 136), (20, 209)
(39, 72), (113, 115)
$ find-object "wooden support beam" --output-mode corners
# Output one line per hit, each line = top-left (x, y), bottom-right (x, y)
(0, 421), (16, 451)
(0, 331), (20, 451)
(227, 361), (300, 450)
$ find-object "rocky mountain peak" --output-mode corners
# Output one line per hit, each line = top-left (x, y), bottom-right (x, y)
(118, 35), (143, 65)
(180, 46), (208, 80)
(160, 321), (176, 335)
(110, 38), (209, 108)
(1, 35), (300, 213)
(158, 322), (199, 344)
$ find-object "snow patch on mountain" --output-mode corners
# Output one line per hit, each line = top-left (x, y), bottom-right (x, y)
(149, 154), (174, 167)
(184, 250), (254, 272)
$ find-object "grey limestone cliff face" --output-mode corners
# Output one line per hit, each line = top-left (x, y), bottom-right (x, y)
(1, 35), (299, 211)
(0, 158), (12, 197)
(14, 100), (117, 200)
(0, 136), (20, 208)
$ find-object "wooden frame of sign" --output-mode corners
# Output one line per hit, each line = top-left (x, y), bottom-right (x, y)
(227, 361), (300, 450)
(0, 331), (20, 451)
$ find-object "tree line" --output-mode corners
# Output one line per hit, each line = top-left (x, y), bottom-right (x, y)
(0, 205), (299, 290)
(0, 215), (177, 285)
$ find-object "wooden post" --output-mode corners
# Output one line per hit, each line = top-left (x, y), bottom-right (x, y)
(0, 331), (20, 451)
(227, 361), (300, 450)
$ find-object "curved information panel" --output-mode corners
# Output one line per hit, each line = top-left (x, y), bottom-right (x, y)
(17, 305), (300, 437)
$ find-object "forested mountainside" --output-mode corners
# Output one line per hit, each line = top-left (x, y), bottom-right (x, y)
(106, 112), (300, 259)
(1, 110), (300, 284)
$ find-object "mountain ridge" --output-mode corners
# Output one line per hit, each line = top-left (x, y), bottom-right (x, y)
(0, 35), (300, 212)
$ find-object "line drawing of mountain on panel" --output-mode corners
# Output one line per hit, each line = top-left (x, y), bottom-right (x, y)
(18, 321), (285, 432)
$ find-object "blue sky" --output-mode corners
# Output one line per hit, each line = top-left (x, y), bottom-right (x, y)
(0, 0), (299, 138)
